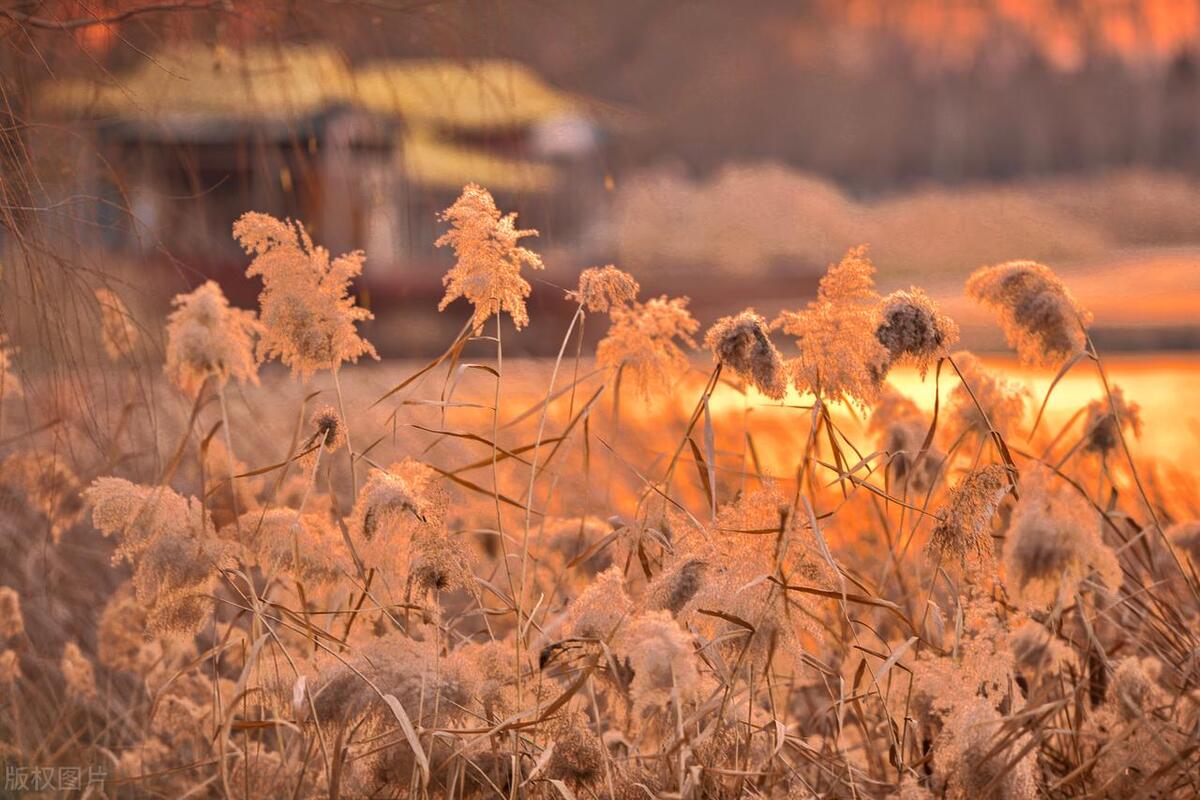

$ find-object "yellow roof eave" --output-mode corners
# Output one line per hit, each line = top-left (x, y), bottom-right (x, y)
(352, 58), (583, 130)
(400, 131), (559, 193)
(35, 43), (357, 123)
(37, 49), (591, 132)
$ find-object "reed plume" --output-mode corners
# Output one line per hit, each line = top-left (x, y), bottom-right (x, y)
(928, 465), (1011, 562)
(0, 586), (23, 641)
(1002, 466), (1120, 608)
(966, 260), (1092, 367)
(704, 309), (788, 399)
(85, 478), (230, 636)
(435, 183), (544, 332)
(94, 287), (141, 361)
(0, 334), (21, 399)
(774, 245), (889, 406)
(876, 287), (959, 375)
(596, 295), (699, 398)
(234, 212), (377, 379)
(164, 280), (261, 397)
(568, 264), (640, 313)
(1082, 384), (1142, 456)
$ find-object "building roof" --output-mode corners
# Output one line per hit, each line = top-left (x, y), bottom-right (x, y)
(35, 43), (591, 194)
(37, 44), (357, 123)
(400, 129), (558, 193)
(355, 59), (582, 129)
(37, 44), (585, 130)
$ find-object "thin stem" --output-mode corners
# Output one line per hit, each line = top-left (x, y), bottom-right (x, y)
(519, 305), (583, 624)
(217, 383), (242, 540)
(606, 362), (623, 507)
(485, 315), (521, 705)
(662, 363), (723, 491)
(947, 354), (1020, 497)
(331, 368), (357, 500)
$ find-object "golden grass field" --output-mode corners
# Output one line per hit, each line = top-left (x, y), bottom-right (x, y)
(2, 186), (1200, 799)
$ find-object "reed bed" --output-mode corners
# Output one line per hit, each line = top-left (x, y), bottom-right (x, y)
(1, 183), (1198, 799)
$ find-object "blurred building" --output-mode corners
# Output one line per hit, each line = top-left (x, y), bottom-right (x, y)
(33, 43), (610, 289)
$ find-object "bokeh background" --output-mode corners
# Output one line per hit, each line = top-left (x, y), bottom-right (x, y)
(4, 0), (1200, 359)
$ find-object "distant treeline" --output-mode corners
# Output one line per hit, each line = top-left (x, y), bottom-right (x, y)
(464, 0), (1200, 193)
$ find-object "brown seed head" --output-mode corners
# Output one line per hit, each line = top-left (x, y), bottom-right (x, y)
(966, 260), (1092, 367)
(1082, 385), (1141, 456)
(876, 287), (959, 376)
(308, 405), (345, 452)
(704, 309), (788, 399)
(928, 465), (1011, 562)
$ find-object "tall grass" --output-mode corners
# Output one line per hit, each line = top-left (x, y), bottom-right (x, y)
(0, 184), (1198, 799)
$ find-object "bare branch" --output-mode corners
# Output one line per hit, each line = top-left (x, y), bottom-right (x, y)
(0, 1), (224, 32)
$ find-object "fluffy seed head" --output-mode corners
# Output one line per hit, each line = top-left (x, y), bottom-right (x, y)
(96, 583), (161, 673)
(674, 484), (832, 666)
(0, 334), (21, 398)
(539, 516), (616, 576)
(703, 310), (787, 399)
(566, 565), (632, 640)
(928, 465), (1011, 562)
(350, 459), (447, 543)
(1109, 656), (1161, 721)
(933, 698), (1038, 800)
(309, 635), (478, 729)
(1082, 385), (1141, 456)
(621, 610), (699, 715)
(947, 351), (1028, 439)
(0, 586), (23, 640)
(435, 183), (544, 332)
(869, 383), (923, 432)
(235, 212), (377, 379)
(898, 776), (935, 800)
(568, 265), (639, 313)
(545, 712), (605, 785)
(87, 478), (207, 557)
(869, 385), (942, 493)
(773, 245), (889, 406)
(61, 641), (98, 700)
(0, 650), (18, 686)
(596, 295), (699, 399)
(165, 280), (262, 397)
(95, 288), (141, 361)
(242, 508), (348, 584)
(0, 450), (84, 543)
(882, 418), (943, 495)
(645, 557), (708, 616)
(1002, 466), (1121, 608)
(85, 478), (227, 636)
(1010, 619), (1072, 687)
(966, 260), (1092, 367)
(408, 528), (474, 598)
(876, 287), (959, 376)
(308, 405), (345, 452)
